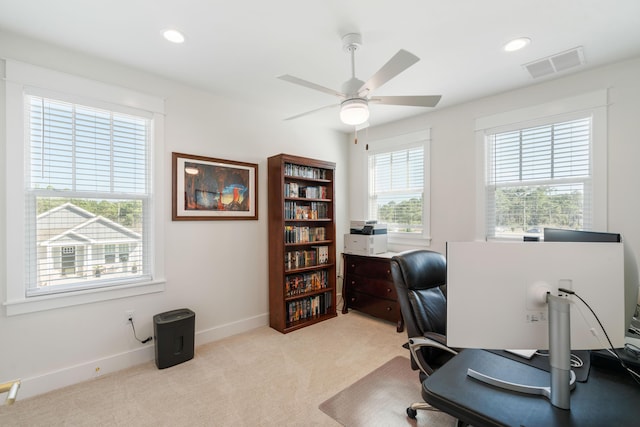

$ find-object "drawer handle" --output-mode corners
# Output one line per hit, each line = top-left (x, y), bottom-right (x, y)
(386, 288), (392, 293)
(386, 307), (392, 311)
(351, 280), (356, 285)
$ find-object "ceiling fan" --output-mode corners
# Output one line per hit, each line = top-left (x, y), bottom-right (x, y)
(277, 33), (441, 127)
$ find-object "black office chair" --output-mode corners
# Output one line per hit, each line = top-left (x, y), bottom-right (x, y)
(390, 249), (459, 420)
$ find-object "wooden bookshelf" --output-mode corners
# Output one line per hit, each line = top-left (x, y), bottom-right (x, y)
(268, 154), (337, 333)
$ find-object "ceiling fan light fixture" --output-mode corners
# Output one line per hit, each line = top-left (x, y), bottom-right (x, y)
(340, 98), (369, 125)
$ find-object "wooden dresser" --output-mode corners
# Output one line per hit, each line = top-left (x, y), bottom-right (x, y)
(342, 253), (404, 332)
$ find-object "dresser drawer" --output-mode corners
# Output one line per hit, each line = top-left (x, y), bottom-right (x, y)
(345, 256), (393, 280)
(347, 274), (397, 299)
(346, 291), (400, 324)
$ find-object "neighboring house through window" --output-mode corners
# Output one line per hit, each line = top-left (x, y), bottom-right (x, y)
(37, 203), (142, 284)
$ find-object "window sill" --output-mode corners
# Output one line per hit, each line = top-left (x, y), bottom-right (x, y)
(387, 234), (432, 252)
(3, 279), (166, 316)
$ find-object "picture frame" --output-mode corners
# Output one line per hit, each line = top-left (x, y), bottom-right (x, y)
(172, 152), (258, 220)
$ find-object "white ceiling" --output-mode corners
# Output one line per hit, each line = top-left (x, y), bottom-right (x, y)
(1, 0), (640, 133)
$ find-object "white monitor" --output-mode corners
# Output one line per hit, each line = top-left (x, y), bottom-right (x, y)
(446, 241), (626, 351)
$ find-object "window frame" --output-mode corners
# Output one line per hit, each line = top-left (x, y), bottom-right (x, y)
(3, 59), (166, 316)
(366, 129), (431, 248)
(474, 91), (608, 241)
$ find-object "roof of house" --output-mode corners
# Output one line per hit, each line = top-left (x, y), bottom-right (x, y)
(37, 202), (141, 247)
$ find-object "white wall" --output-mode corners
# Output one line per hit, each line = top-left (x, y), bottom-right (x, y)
(0, 32), (349, 398)
(350, 56), (640, 260)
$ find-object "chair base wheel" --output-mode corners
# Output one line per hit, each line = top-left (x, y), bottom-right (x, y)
(407, 407), (417, 419)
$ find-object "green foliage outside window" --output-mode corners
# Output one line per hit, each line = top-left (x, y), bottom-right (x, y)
(377, 196), (423, 233)
(495, 186), (583, 232)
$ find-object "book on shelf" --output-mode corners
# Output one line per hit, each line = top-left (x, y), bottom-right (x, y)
(284, 182), (299, 198)
(298, 185), (328, 199)
(284, 202), (329, 220)
(285, 184), (328, 199)
(312, 245), (329, 264)
(285, 270), (329, 297)
(284, 246), (329, 270)
(284, 226), (326, 244)
(286, 291), (333, 323)
(284, 163), (327, 180)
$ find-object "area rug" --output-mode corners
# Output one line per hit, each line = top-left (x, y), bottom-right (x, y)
(319, 356), (455, 426)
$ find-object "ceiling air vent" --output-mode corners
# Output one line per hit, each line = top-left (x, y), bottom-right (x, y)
(523, 46), (585, 79)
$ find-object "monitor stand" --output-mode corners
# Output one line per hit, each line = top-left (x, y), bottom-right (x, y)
(467, 293), (576, 409)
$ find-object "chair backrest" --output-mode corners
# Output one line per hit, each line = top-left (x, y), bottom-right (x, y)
(391, 249), (447, 345)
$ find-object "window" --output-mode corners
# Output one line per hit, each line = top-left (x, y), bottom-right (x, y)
(4, 59), (165, 315)
(476, 91), (607, 240)
(487, 117), (591, 237)
(367, 130), (431, 244)
(26, 95), (150, 295)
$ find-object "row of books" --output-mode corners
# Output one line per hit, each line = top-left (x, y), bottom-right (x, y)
(285, 246), (329, 270)
(285, 270), (329, 297)
(284, 163), (327, 180)
(284, 201), (329, 220)
(286, 291), (333, 323)
(284, 226), (326, 244)
(284, 183), (328, 199)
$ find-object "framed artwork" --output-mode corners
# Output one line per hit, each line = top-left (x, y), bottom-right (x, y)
(172, 152), (258, 220)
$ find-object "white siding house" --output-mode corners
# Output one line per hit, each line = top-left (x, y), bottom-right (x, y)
(37, 203), (141, 285)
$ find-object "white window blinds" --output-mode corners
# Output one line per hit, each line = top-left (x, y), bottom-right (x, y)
(486, 117), (592, 237)
(368, 145), (424, 234)
(25, 94), (152, 295)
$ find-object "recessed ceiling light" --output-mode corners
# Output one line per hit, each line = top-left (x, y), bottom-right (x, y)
(163, 29), (185, 44)
(504, 37), (531, 52)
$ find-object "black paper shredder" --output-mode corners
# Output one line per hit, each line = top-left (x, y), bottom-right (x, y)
(153, 308), (195, 369)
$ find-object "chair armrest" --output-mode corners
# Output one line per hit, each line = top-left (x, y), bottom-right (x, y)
(407, 335), (458, 376)
(423, 332), (448, 347)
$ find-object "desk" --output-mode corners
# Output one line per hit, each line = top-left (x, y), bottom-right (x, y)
(423, 349), (640, 427)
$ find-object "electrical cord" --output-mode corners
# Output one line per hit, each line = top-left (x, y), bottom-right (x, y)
(560, 288), (640, 385)
(533, 351), (584, 368)
(128, 317), (153, 344)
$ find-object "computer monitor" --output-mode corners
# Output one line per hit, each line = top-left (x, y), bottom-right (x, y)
(446, 240), (628, 408)
(543, 227), (621, 243)
(446, 241), (626, 351)
(543, 228), (639, 340)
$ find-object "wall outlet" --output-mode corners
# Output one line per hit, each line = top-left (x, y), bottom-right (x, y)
(125, 310), (135, 325)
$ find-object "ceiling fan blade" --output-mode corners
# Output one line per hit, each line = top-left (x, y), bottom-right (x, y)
(370, 95), (442, 108)
(277, 74), (345, 98)
(358, 49), (420, 95)
(283, 103), (340, 121)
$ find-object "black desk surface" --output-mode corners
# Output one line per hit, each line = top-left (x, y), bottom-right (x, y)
(423, 349), (640, 427)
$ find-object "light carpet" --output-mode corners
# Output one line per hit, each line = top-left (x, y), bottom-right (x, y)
(319, 356), (456, 427)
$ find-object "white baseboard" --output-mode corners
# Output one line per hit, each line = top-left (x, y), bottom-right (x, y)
(18, 345), (155, 400)
(17, 312), (269, 400)
(195, 313), (269, 345)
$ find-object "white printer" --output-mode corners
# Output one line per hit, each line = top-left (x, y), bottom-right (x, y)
(344, 220), (388, 255)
